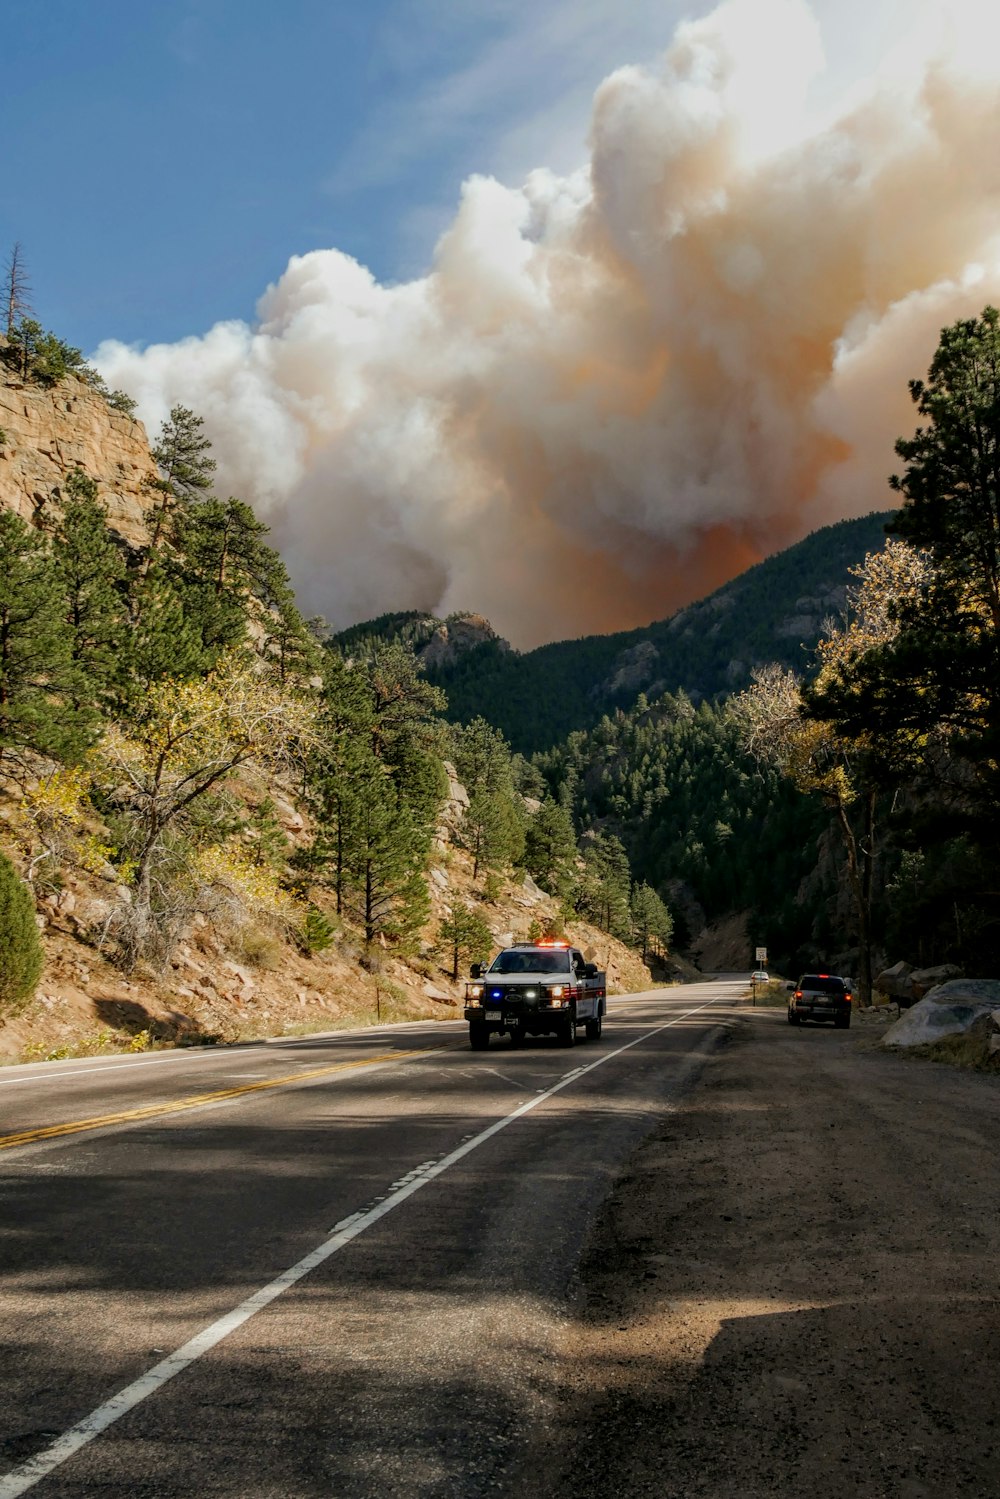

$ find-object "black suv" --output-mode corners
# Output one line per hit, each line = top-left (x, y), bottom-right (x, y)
(788, 974), (852, 1028)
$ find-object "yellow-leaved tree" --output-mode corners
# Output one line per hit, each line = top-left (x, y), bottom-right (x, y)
(88, 655), (315, 969)
(731, 540), (932, 1005)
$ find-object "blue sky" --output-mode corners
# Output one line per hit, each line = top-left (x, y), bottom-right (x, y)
(1, 0), (689, 352)
(6, 0), (995, 643)
(1, 0), (920, 356)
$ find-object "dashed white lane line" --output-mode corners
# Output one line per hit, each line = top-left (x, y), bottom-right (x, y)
(0, 997), (726, 1497)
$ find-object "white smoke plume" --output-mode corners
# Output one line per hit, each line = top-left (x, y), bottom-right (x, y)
(95, 0), (1000, 648)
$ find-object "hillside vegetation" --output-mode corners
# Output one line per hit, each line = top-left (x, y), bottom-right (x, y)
(330, 512), (891, 755)
(534, 692), (826, 966)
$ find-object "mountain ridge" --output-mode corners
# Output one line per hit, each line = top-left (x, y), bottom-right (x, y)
(330, 510), (893, 755)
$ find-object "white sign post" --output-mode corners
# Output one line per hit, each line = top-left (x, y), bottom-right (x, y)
(752, 948), (767, 1007)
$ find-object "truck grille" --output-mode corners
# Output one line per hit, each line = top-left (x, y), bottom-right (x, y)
(488, 986), (540, 1005)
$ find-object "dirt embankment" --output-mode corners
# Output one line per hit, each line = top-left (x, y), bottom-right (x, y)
(0, 811), (653, 1065)
(523, 1007), (1000, 1499)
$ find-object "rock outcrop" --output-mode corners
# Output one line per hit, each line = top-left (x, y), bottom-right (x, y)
(420, 613), (510, 669)
(600, 640), (662, 698)
(0, 359), (157, 547)
(882, 978), (1000, 1049)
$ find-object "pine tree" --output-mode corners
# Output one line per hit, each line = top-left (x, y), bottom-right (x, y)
(0, 511), (87, 764)
(630, 883), (673, 963)
(3, 242), (32, 339)
(119, 563), (206, 702)
(367, 640), (447, 762)
(51, 468), (128, 713)
(437, 899), (492, 980)
(342, 760), (431, 950)
(152, 404), (217, 504)
(304, 645), (444, 948)
(173, 496), (323, 681)
(174, 497), (265, 658)
(451, 717), (525, 880)
(261, 578), (324, 688)
(7, 318), (87, 384)
(304, 653), (377, 915)
(145, 404), (217, 562)
(0, 851), (43, 1017)
(577, 831), (631, 939)
(523, 798), (578, 904)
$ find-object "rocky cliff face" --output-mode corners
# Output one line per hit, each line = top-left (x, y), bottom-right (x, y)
(0, 357), (157, 546)
(420, 612), (511, 669)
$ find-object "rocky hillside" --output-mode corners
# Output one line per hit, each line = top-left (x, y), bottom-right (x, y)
(0, 350), (155, 547)
(0, 763), (652, 1064)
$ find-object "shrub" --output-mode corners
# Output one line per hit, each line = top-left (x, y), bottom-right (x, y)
(0, 852), (44, 1017)
(107, 390), (137, 417)
(234, 927), (283, 970)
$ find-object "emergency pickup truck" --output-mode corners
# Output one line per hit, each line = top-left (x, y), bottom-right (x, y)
(464, 941), (606, 1050)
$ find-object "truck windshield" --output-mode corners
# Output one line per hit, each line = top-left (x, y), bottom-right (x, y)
(488, 950), (571, 975)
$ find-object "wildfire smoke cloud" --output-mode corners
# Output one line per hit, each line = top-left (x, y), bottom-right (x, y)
(96, 0), (1000, 647)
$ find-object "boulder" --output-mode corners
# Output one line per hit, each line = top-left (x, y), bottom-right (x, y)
(882, 979), (1000, 1049)
(271, 796), (305, 833)
(875, 960), (916, 1005)
(910, 963), (963, 998)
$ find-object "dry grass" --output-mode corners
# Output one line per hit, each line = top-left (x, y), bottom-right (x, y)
(232, 927), (284, 969)
(748, 978), (790, 1008)
(908, 1026), (1000, 1074)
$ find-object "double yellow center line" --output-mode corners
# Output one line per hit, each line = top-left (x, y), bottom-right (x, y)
(0, 1047), (437, 1152)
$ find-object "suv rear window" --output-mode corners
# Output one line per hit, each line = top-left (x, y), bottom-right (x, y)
(799, 975), (848, 994)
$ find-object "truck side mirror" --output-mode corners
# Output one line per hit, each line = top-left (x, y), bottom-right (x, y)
(470, 963), (483, 979)
(584, 963), (598, 978)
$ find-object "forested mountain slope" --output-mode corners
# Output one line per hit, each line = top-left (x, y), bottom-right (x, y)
(330, 512), (892, 755)
(535, 692), (828, 969)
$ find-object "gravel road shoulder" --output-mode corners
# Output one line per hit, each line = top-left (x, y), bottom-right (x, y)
(516, 1007), (1000, 1499)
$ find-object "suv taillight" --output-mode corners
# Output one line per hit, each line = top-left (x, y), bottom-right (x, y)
(794, 990), (803, 999)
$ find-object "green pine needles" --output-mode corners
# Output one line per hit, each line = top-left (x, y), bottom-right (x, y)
(0, 852), (43, 1017)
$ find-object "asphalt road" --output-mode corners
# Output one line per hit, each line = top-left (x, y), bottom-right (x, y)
(0, 981), (740, 1498)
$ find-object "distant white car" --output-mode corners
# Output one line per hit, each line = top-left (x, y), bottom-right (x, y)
(750, 970), (769, 983)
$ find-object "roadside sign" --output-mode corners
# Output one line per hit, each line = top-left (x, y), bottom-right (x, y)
(755, 947), (767, 964)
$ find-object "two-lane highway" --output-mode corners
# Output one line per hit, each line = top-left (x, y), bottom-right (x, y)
(0, 982), (742, 1498)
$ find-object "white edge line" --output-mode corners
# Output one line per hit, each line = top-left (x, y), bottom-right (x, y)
(0, 997), (726, 1498)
